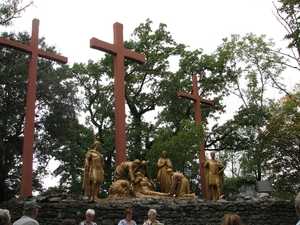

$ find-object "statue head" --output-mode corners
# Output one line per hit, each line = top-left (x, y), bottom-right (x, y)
(132, 159), (141, 166)
(210, 151), (215, 159)
(93, 140), (101, 150)
(161, 151), (167, 158)
(166, 168), (173, 174)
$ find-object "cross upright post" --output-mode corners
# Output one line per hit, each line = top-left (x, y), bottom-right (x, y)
(90, 22), (145, 166)
(0, 18), (68, 197)
(177, 75), (214, 199)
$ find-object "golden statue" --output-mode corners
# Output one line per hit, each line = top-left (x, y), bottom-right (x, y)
(82, 140), (104, 200)
(114, 159), (141, 183)
(133, 172), (169, 197)
(202, 151), (225, 200)
(166, 168), (196, 198)
(108, 180), (133, 198)
(156, 151), (173, 193)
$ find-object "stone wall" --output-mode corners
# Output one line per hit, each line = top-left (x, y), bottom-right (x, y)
(0, 197), (297, 225)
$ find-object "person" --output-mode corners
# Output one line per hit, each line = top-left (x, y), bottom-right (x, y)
(156, 151), (173, 193)
(202, 151), (225, 200)
(133, 172), (169, 197)
(79, 209), (97, 225)
(0, 209), (11, 225)
(82, 140), (105, 201)
(295, 193), (300, 225)
(166, 168), (196, 198)
(114, 159), (141, 183)
(118, 208), (137, 225)
(143, 209), (162, 225)
(221, 214), (242, 225)
(61, 219), (76, 225)
(13, 201), (40, 225)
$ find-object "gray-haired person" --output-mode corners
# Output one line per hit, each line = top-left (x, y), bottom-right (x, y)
(79, 209), (97, 225)
(13, 201), (41, 225)
(296, 193), (300, 225)
(0, 209), (11, 225)
(143, 209), (162, 225)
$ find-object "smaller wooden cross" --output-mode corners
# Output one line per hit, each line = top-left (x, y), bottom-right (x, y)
(177, 75), (214, 199)
(90, 22), (145, 166)
(0, 18), (68, 197)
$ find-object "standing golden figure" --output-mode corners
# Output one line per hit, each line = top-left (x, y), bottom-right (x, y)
(82, 140), (104, 200)
(156, 151), (173, 193)
(202, 151), (225, 200)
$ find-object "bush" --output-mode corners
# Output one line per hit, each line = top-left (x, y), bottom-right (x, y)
(223, 176), (256, 195)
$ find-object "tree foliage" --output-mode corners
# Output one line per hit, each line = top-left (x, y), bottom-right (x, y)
(1, 15), (298, 201)
(0, 31), (82, 201)
(0, 0), (34, 26)
(207, 33), (288, 180)
(262, 85), (300, 197)
(273, 0), (300, 69)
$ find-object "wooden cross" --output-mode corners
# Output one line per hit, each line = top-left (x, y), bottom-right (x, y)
(0, 18), (68, 197)
(177, 75), (214, 199)
(90, 22), (145, 166)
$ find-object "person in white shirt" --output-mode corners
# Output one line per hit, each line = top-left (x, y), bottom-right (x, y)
(143, 209), (162, 225)
(13, 201), (40, 225)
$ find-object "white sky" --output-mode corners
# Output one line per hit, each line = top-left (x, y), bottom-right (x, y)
(3, 0), (293, 62)
(3, 0), (300, 188)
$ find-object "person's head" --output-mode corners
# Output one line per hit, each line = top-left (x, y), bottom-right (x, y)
(85, 209), (95, 222)
(161, 151), (167, 158)
(60, 219), (76, 225)
(295, 193), (300, 218)
(221, 214), (242, 225)
(147, 209), (157, 223)
(123, 208), (133, 221)
(0, 209), (10, 225)
(210, 151), (215, 159)
(23, 201), (41, 219)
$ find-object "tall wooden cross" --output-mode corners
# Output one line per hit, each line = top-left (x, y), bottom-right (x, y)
(0, 18), (68, 197)
(177, 75), (214, 199)
(90, 22), (145, 166)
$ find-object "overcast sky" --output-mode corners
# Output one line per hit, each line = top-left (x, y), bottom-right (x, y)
(3, 0), (299, 187)
(3, 1), (292, 62)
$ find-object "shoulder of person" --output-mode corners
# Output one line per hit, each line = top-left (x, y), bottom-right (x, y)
(91, 222), (97, 225)
(118, 219), (126, 225)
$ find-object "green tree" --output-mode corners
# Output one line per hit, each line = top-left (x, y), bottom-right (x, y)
(273, 0), (300, 70)
(263, 85), (300, 197)
(72, 19), (187, 192)
(0, 31), (81, 201)
(0, 0), (34, 26)
(208, 33), (288, 181)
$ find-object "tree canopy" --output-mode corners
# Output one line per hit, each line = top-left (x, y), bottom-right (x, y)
(1, 1), (300, 201)
(0, 0), (34, 27)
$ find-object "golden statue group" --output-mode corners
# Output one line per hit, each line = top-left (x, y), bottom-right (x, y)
(82, 140), (225, 201)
